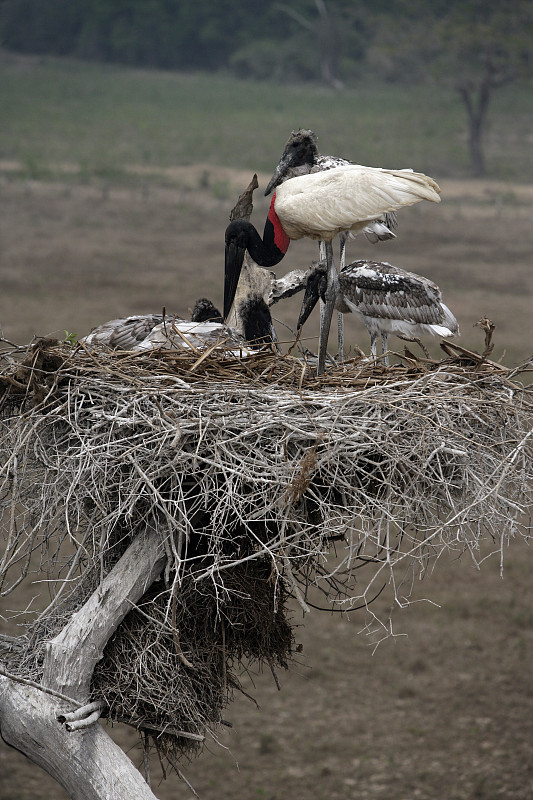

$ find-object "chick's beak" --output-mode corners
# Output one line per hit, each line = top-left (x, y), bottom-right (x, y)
(297, 278), (320, 331)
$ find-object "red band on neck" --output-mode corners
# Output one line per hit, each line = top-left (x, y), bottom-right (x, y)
(268, 194), (290, 254)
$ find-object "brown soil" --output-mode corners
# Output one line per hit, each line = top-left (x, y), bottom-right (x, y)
(0, 171), (532, 799)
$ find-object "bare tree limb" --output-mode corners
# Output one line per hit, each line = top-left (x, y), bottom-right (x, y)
(0, 675), (159, 800)
(0, 525), (168, 798)
(42, 523), (167, 702)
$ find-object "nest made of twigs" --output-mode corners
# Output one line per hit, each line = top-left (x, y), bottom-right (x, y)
(1, 336), (532, 765)
(91, 557), (293, 761)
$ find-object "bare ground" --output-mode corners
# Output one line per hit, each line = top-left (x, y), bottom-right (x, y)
(0, 169), (532, 799)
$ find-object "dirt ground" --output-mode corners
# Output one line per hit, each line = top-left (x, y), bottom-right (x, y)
(0, 169), (532, 799)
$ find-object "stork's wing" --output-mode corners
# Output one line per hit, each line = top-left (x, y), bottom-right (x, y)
(339, 261), (454, 328)
(362, 211), (398, 243)
(83, 314), (166, 349)
(138, 320), (254, 354)
(275, 165), (440, 241)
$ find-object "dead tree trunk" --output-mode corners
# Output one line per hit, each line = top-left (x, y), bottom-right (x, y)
(457, 56), (514, 178)
(0, 677), (159, 800)
(458, 80), (491, 177)
(0, 524), (167, 799)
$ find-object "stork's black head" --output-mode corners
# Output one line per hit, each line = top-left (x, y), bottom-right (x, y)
(191, 298), (223, 324)
(297, 265), (327, 331)
(238, 294), (276, 348)
(264, 128), (319, 196)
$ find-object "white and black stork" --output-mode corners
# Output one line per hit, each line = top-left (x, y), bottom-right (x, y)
(264, 128), (398, 247)
(297, 260), (459, 366)
(264, 127), (398, 360)
(83, 296), (276, 354)
(224, 163), (441, 373)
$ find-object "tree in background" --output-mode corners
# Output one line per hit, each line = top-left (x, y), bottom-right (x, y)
(0, 0), (278, 70)
(370, 0), (533, 176)
(1, 0), (531, 175)
(0, 0), (88, 56)
(0, 0), (369, 83)
(272, 0), (352, 89)
(224, 0), (369, 85)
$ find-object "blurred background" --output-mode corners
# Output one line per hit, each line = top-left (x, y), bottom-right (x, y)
(1, 1), (532, 798)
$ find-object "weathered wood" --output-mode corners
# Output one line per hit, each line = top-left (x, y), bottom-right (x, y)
(225, 173), (310, 333)
(270, 266), (314, 304)
(0, 675), (158, 800)
(43, 523), (167, 701)
(0, 524), (168, 799)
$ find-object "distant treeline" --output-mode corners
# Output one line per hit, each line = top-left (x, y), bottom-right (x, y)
(0, 0), (378, 83)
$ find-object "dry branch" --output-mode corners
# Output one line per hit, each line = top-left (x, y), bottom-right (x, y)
(0, 674), (159, 800)
(43, 523), (166, 701)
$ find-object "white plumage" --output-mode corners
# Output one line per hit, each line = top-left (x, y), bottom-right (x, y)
(264, 128), (398, 245)
(273, 165), (440, 242)
(225, 150), (441, 373)
(136, 319), (254, 354)
(298, 260), (459, 366)
(273, 164), (440, 373)
(264, 127), (399, 362)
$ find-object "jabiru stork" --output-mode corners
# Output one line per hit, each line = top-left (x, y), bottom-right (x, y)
(83, 296), (276, 354)
(264, 128), (398, 362)
(297, 259), (459, 366)
(225, 163), (441, 373)
(264, 128), (398, 247)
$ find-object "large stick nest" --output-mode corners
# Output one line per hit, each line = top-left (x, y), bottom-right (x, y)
(0, 336), (532, 764)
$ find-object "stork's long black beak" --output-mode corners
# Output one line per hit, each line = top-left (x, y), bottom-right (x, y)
(264, 153), (292, 196)
(224, 237), (246, 320)
(297, 273), (321, 331)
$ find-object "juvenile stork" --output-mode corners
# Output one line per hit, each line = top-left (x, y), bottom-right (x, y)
(297, 260), (459, 366)
(224, 164), (441, 373)
(83, 296), (276, 354)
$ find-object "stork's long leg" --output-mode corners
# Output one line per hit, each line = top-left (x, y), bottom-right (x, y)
(318, 240), (327, 333)
(338, 312), (345, 362)
(337, 234), (347, 362)
(317, 241), (337, 375)
(381, 333), (389, 367)
(369, 332), (378, 359)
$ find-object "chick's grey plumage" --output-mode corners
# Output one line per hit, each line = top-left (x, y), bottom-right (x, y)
(82, 313), (168, 350)
(337, 261), (457, 330)
(298, 260), (459, 364)
(82, 297), (275, 354)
